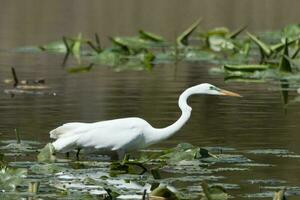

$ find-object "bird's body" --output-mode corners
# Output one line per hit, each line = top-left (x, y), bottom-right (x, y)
(50, 83), (241, 158)
(51, 118), (153, 156)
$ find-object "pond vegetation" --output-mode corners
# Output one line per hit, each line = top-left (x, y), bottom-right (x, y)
(2, 18), (300, 199)
(1, 129), (299, 199)
(12, 19), (300, 106)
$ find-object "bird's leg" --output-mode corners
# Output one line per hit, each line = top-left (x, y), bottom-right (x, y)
(76, 148), (81, 160)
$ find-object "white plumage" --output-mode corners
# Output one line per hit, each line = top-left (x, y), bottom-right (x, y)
(50, 83), (241, 158)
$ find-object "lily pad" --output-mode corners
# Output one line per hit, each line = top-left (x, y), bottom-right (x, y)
(0, 167), (27, 191)
(201, 182), (229, 200)
(177, 18), (202, 46)
(150, 185), (179, 200)
(224, 64), (271, 72)
(37, 143), (56, 163)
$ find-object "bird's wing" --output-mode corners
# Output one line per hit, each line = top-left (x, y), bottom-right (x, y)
(50, 122), (88, 139)
(51, 118), (147, 152)
(76, 124), (143, 151)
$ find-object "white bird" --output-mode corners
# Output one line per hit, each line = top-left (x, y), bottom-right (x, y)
(50, 83), (241, 159)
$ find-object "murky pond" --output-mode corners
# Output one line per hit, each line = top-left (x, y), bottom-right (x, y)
(1, 1), (300, 199)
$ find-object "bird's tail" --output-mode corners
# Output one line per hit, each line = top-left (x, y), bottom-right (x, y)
(50, 122), (87, 152)
(52, 135), (81, 153)
(50, 122), (86, 139)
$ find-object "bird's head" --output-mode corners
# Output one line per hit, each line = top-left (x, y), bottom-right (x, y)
(193, 83), (242, 97)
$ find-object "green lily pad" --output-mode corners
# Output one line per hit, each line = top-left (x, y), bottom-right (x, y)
(279, 38), (293, 72)
(138, 30), (165, 42)
(224, 64), (271, 72)
(247, 32), (272, 56)
(150, 185), (179, 200)
(201, 182), (229, 200)
(30, 163), (65, 175)
(67, 64), (93, 73)
(177, 18), (202, 46)
(282, 24), (300, 39)
(208, 35), (234, 52)
(0, 167), (27, 191)
(37, 143), (56, 163)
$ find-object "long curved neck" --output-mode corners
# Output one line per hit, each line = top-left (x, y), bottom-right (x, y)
(146, 86), (197, 145)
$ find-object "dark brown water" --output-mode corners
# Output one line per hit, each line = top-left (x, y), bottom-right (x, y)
(1, 1), (300, 199)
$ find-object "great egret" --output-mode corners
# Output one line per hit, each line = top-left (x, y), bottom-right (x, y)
(50, 83), (241, 159)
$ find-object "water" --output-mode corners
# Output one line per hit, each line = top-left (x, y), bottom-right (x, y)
(1, 1), (300, 199)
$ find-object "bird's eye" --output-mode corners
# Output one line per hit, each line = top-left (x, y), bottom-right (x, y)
(209, 86), (221, 91)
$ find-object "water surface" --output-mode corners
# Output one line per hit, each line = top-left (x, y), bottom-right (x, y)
(0, 1), (300, 199)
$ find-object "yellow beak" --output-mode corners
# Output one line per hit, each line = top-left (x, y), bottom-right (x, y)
(219, 89), (242, 97)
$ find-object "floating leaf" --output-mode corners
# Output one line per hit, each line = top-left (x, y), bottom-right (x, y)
(177, 18), (202, 46)
(270, 38), (298, 53)
(224, 64), (270, 72)
(204, 27), (230, 37)
(0, 139), (40, 153)
(273, 188), (287, 200)
(0, 167), (27, 191)
(228, 26), (247, 39)
(141, 51), (155, 70)
(30, 163), (65, 174)
(247, 32), (272, 56)
(110, 36), (154, 53)
(208, 35), (234, 52)
(67, 63), (94, 73)
(110, 160), (147, 176)
(201, 182), (229, 200)
(28, 181), (40, 194)
(184, 49), (217, 62)
(109, 37), (131, 53)
(37, 143), (56, 163)
(247, 149), (291, 155)
(86, 33), (102, 53)
(72, 33), (83, 62)
(279, 38), (292, 72)
(139, 30), (165, 42)
(159, 143), (201, 164)
(93, 49), (123, 66)
(150, 185), (179, 200)
(282, 24), (300, 39)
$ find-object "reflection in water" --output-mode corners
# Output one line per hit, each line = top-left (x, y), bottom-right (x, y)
(0, 1), (300, 199)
